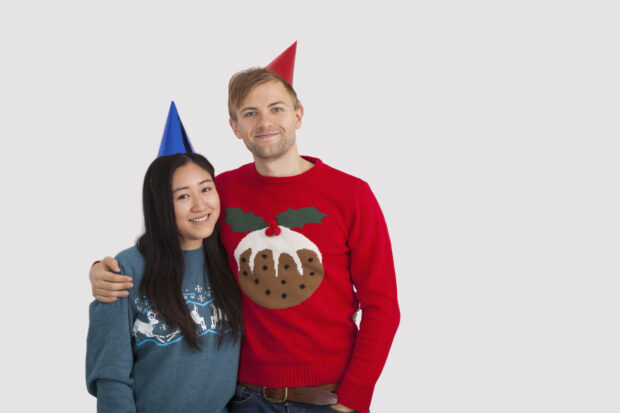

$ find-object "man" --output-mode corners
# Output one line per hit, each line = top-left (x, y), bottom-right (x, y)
(90, 42), (399, 412)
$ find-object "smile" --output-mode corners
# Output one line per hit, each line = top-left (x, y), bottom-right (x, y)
(255, 131), (279, 139)
(190, 214), (210, 223)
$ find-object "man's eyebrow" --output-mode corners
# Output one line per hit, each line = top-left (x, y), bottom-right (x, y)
(173, 179), (213, 193)
(240, 101), (288, 113)
(240, 106), (257, 113)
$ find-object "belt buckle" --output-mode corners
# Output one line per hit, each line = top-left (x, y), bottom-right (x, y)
(262, 386), (288, 404)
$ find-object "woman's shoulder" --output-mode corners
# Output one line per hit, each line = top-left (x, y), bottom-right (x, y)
(114, 245), (145, 281)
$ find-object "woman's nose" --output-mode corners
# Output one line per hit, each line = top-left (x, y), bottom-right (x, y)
(191, 196), (206, 211)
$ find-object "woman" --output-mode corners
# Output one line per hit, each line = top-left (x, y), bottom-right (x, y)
(86, 153), (243, 413)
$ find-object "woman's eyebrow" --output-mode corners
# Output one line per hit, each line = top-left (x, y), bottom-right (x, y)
(173, 179), (213, 193)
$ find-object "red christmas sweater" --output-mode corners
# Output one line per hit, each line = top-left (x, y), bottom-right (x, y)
(217, 156), (400, 412)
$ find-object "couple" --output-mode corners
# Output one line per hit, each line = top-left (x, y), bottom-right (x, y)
(86, 43), (400, 413)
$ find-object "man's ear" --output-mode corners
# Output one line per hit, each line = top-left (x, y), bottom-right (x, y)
(229, 118), (242, 139)
(295, 105), (304, 130)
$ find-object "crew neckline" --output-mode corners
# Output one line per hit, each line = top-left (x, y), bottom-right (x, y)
(250, 156), (324, 184)
(182, 244), (204, 254)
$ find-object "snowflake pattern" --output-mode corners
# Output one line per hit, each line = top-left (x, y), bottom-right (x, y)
(131, 283), (226, 347)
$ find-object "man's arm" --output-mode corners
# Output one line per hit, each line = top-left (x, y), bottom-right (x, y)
(90, 257), (134, 302)
(334, 181), (401, 413)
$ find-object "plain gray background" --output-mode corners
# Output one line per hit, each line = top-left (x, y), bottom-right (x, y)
(1, 1), (618, 412)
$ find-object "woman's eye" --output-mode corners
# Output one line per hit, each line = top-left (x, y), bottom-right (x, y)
(202, 187), (211, 192)
(177, 194), (189, 200)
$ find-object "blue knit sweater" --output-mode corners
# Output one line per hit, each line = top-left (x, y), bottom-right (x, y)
(86, 245), (240, 413)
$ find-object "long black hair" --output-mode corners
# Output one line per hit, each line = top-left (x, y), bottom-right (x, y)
(136, 153), (243, 350)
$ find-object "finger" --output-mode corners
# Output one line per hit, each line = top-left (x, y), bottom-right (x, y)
(90, 265), (132, 284)
(97, 273), (133, 284)
(93, 278), (134, 291)
(329, 405), (355, 412)
(93, 286), (130, 298)
(93, 265), (133, 283)
(102, 256), (121, 273)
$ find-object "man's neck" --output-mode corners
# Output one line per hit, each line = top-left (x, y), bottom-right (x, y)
(254, 149), (314, 178)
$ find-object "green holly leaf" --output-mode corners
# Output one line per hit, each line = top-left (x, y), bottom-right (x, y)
(224, 208), (267, 233)
(276, 207), (327, 229)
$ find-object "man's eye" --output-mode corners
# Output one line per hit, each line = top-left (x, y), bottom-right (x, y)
(243, 111), (256, 117)
(272, 107), (282, 112)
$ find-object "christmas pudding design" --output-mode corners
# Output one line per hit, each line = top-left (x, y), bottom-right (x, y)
(225, 207), (327, 309)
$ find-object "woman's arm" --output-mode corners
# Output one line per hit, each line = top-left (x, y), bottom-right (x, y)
(86, 286), (136, 413)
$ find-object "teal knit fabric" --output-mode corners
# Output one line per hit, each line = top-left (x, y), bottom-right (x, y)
(86, 245), (240, 413)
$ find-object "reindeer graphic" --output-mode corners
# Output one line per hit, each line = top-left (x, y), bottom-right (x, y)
(210, 303), (226, 330)
(132, 309), (160, 338)
(190, 304), (207, 331)
(164, 326), (182, 342)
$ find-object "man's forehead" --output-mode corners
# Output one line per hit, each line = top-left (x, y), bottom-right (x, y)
(241, 81), (291, 105)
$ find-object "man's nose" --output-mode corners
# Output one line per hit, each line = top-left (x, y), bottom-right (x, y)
(257, 112), (275, 128)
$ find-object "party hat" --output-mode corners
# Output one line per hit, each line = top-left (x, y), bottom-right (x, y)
(266, 41), (297, 85)
(158, 101), (194, 156)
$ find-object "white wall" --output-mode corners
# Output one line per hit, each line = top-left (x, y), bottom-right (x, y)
(1, 1), (618, 412)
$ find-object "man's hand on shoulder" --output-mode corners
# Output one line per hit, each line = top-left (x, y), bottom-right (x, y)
(90, 256), (133, 303)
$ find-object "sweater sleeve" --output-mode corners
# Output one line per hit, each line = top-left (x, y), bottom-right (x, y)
(335, 181), (400, 413)
(86, 280), (136, 413)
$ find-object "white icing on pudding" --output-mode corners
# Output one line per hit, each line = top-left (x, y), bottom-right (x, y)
(233, 226), (322, 277)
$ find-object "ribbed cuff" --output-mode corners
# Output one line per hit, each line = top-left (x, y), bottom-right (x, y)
(95, 380), (136, 413)
(335, 380), (374, 413)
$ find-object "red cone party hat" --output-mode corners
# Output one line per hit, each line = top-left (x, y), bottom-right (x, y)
(266, 41), (297, 85)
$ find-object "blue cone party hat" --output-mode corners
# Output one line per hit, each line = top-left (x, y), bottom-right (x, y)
(158, 101), (194, 156)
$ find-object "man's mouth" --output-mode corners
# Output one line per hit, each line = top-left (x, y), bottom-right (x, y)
(256, 131), (280, 139)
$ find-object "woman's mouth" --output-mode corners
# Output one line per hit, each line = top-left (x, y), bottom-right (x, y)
(190, 214), (210, 223)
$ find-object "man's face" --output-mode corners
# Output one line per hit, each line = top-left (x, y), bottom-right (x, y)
(230, 81), (303, 160)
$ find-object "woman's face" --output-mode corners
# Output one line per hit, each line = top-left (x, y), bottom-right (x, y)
(171, 162), (220, 250)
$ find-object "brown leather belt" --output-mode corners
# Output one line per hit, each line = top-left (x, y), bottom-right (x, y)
(238, 381), (339, 405)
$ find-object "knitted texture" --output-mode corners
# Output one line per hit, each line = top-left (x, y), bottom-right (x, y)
(218, 157), (400, 412)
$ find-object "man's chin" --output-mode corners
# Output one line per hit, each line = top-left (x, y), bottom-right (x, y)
(252, 150), (282, 160)
(249, 145), (289, 160)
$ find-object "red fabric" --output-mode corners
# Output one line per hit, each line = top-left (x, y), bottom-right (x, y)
(217, 157), (400, 412)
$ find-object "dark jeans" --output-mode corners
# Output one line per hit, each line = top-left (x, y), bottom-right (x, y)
(228, 384), (361, 413)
